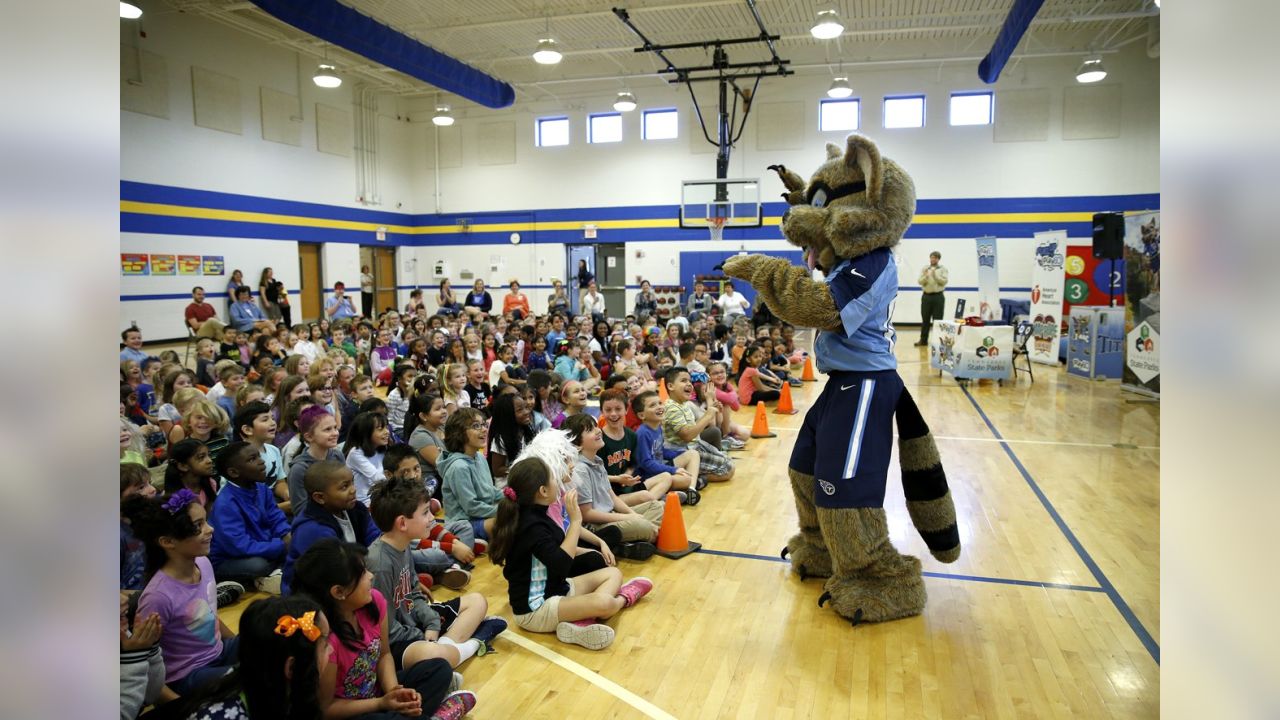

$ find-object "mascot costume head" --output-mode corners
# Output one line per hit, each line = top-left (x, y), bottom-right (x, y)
(722, 134), (961, 625)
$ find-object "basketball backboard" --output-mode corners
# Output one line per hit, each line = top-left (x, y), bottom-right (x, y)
(679, 178), (763, 232)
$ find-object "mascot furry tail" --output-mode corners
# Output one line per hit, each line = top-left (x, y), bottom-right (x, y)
(895, 389), (961, 564)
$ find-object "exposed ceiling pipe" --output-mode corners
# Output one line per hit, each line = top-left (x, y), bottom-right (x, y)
(979, 0), (1047, 83)
(247, 0), (515, 108)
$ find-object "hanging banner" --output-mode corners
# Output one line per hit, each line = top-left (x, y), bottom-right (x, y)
(178, 255), (202, 275)
(1028, 230), (1066, 365)
(150, 254), (176, 276)
(121, 253), (149, 276)
(974, 236), (1000, 321)
(202, 256), (225, 275)
(1122, 212), (1160, 397)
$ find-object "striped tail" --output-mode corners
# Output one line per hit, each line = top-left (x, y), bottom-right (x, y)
(895, 389), (961, 563)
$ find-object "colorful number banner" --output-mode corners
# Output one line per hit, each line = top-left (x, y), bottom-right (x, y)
(974, 236), (1000, 321)
(1122, 212), (1160, 397)
(150, 254), (176, 275)
(178, 255), (202, 275)
(202, 256), (225, 275)
(1028, 230), (1066, 365)
(121, 253), (149, 275)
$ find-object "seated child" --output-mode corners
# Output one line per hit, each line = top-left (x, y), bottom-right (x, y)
(343, 410), (391, 506)
(597, 390), (697, 507)
(367, 477), (507, 671)
(383, 444), (482, 589)
(738, 344), (783, 406)
(286, 406), (346, 516)
(562, 414), (664, 560)
(490, 457), (654, 650)
(663, 367), (735, 483)
(125, 490), (239, 697)
(233, 400), (289, 514)
(440, 408), (502, 541)
(120, 462), (156, 594)
(120, 589), (166, 719)
(283, 460), (380, 595)
(385, 363), (417, 437)
(209, 442), (291, 594)
(631, 390), (702, 488)
(291, 539), (477, 719)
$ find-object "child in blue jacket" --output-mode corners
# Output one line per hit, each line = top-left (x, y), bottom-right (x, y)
(209, 442), (292, 593)
(281, 460), (380, 594)
(631, 391), (702, 487)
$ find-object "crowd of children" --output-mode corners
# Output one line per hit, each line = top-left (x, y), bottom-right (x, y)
(118, 281), (807, 718)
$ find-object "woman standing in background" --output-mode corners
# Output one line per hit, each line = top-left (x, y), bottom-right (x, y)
(226, 269), (244, 321)
(576, 259), (594, 316)
(258, 267), (281, 322)
(360, 264), (375, 319)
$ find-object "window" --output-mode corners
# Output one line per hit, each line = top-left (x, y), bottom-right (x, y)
(819, 98), (860, 132)
(536, 116), (569, 147)
(589, 112), (622, 143)
(950, 92), (993, 125)
(883, 95), (925, 129)
(642, 108), (678, 140)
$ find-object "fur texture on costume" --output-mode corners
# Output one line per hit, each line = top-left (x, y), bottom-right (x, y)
(724, 134), (960, 625)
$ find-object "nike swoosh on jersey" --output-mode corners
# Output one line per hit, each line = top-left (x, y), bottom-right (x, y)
(840, 383), (858, 391)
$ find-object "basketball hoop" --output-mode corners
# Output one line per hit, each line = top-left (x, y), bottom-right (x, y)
(707, 216), (727, 242)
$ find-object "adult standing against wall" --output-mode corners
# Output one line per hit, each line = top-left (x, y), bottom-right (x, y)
(916, 250), (949, 346)
(576, 259), (594, 315)
(258, 267), (281, 322)
(274, 277), (292, 328)
(185, 286), (227, 339)
(225, 269), (244, 321)
(360, 265), (375, 319)
(463, 279), (493, 322)
(436, 279), (460, 317)
(325, 281), (359, 321)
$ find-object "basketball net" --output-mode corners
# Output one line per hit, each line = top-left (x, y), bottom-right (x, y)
(708, 216), (727, 242)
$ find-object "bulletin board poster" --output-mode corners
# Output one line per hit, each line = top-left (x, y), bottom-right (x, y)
(1063, 247), (1125, 319)
(121, 253), (149, 276)
(1122, 211), (1160, 397)
(150, 254), (176, 275)
(178, 255), (202, 275)
(202, 256), (225, 275)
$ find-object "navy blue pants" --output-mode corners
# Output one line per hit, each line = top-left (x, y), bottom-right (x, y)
(789, 370), (903, 509)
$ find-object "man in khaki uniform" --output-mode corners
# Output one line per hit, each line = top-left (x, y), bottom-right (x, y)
(915, 251), (948, 346)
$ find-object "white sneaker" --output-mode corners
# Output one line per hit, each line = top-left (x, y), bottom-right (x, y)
(555, 620), (615, 650)
(254, 568), (283, 595)
(726, 436), (746, 449)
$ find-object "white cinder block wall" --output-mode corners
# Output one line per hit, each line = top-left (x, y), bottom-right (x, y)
(121, 9), (1158, 335)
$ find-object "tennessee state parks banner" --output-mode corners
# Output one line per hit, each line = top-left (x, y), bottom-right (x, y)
(1028, 230), (1066, 365)
(974, 236), (1000, 321)
(1122, 211), (1160, 397)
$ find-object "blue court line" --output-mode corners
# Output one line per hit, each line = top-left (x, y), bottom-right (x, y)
(695, 547), (1104, 593)
(960, 386), (1160, 664)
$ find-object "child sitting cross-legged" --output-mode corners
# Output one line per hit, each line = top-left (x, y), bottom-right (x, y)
(286, 406), (345, 516)
(291, 539), (478, 720)
(233, 400), (290, 515)
(562, 414), (664, 561)
(208, 441), (291, 595)
(632, 390), (703, 490)
(598, 390), (699, 507)
(489, 456), (654, 651)
(440, 408), (502, 541)
(383, 443), (479, 591)
(282, 460), (380, 596)
(662, 366), (736, 484)
(366, 477), (508, 671)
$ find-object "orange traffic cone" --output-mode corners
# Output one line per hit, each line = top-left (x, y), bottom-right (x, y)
(750, 401), (777, 438)
(655, 491), (701, 559)
(658, 378), (669, 402)
(801, 354), (817, 382)
(774, 381), (798, 415)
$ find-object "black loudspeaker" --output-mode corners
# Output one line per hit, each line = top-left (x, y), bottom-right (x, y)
(1092, 213), (1124, 260)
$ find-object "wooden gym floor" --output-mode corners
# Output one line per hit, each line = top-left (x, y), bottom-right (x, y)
(202, 338), (1159, 719)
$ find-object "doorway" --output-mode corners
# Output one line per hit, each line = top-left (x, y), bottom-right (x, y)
(595, 243), (626, 319)
(298, 244), (322, 322)
(361, 245), (398, 318)
(566, 244), (595, 316)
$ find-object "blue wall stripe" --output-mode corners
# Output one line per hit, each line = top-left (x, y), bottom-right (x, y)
(122, 181), (411, 225)
(960, 386), (1160, 664)
(695, 547), (1105, 593)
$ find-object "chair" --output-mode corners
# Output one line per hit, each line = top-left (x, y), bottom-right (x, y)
(1011, 319), (1034, 383)
(184, 326), (198, 366)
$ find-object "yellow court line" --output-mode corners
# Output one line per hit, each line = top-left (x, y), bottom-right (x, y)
(501, 630), (678, 720)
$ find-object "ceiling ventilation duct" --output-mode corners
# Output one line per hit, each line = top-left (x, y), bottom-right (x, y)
(248, 0), (515, 108)
(977, 0), (1046, 84)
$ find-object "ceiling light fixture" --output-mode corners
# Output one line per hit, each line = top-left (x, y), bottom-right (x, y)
(613, 91), (637, 112)
(120, 2), (142, 19)
(432, 105), (455, 126)
(810, 10), (844, 40)
(533, 38), (563, 65)
(1075, 56), (1107, 83)
(313, 63), (341, 88)
(827, 77), (853, 99)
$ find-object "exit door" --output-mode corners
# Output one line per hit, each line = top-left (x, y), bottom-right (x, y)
(595, 244), (626, 319)
(566, 245), (595, 316)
